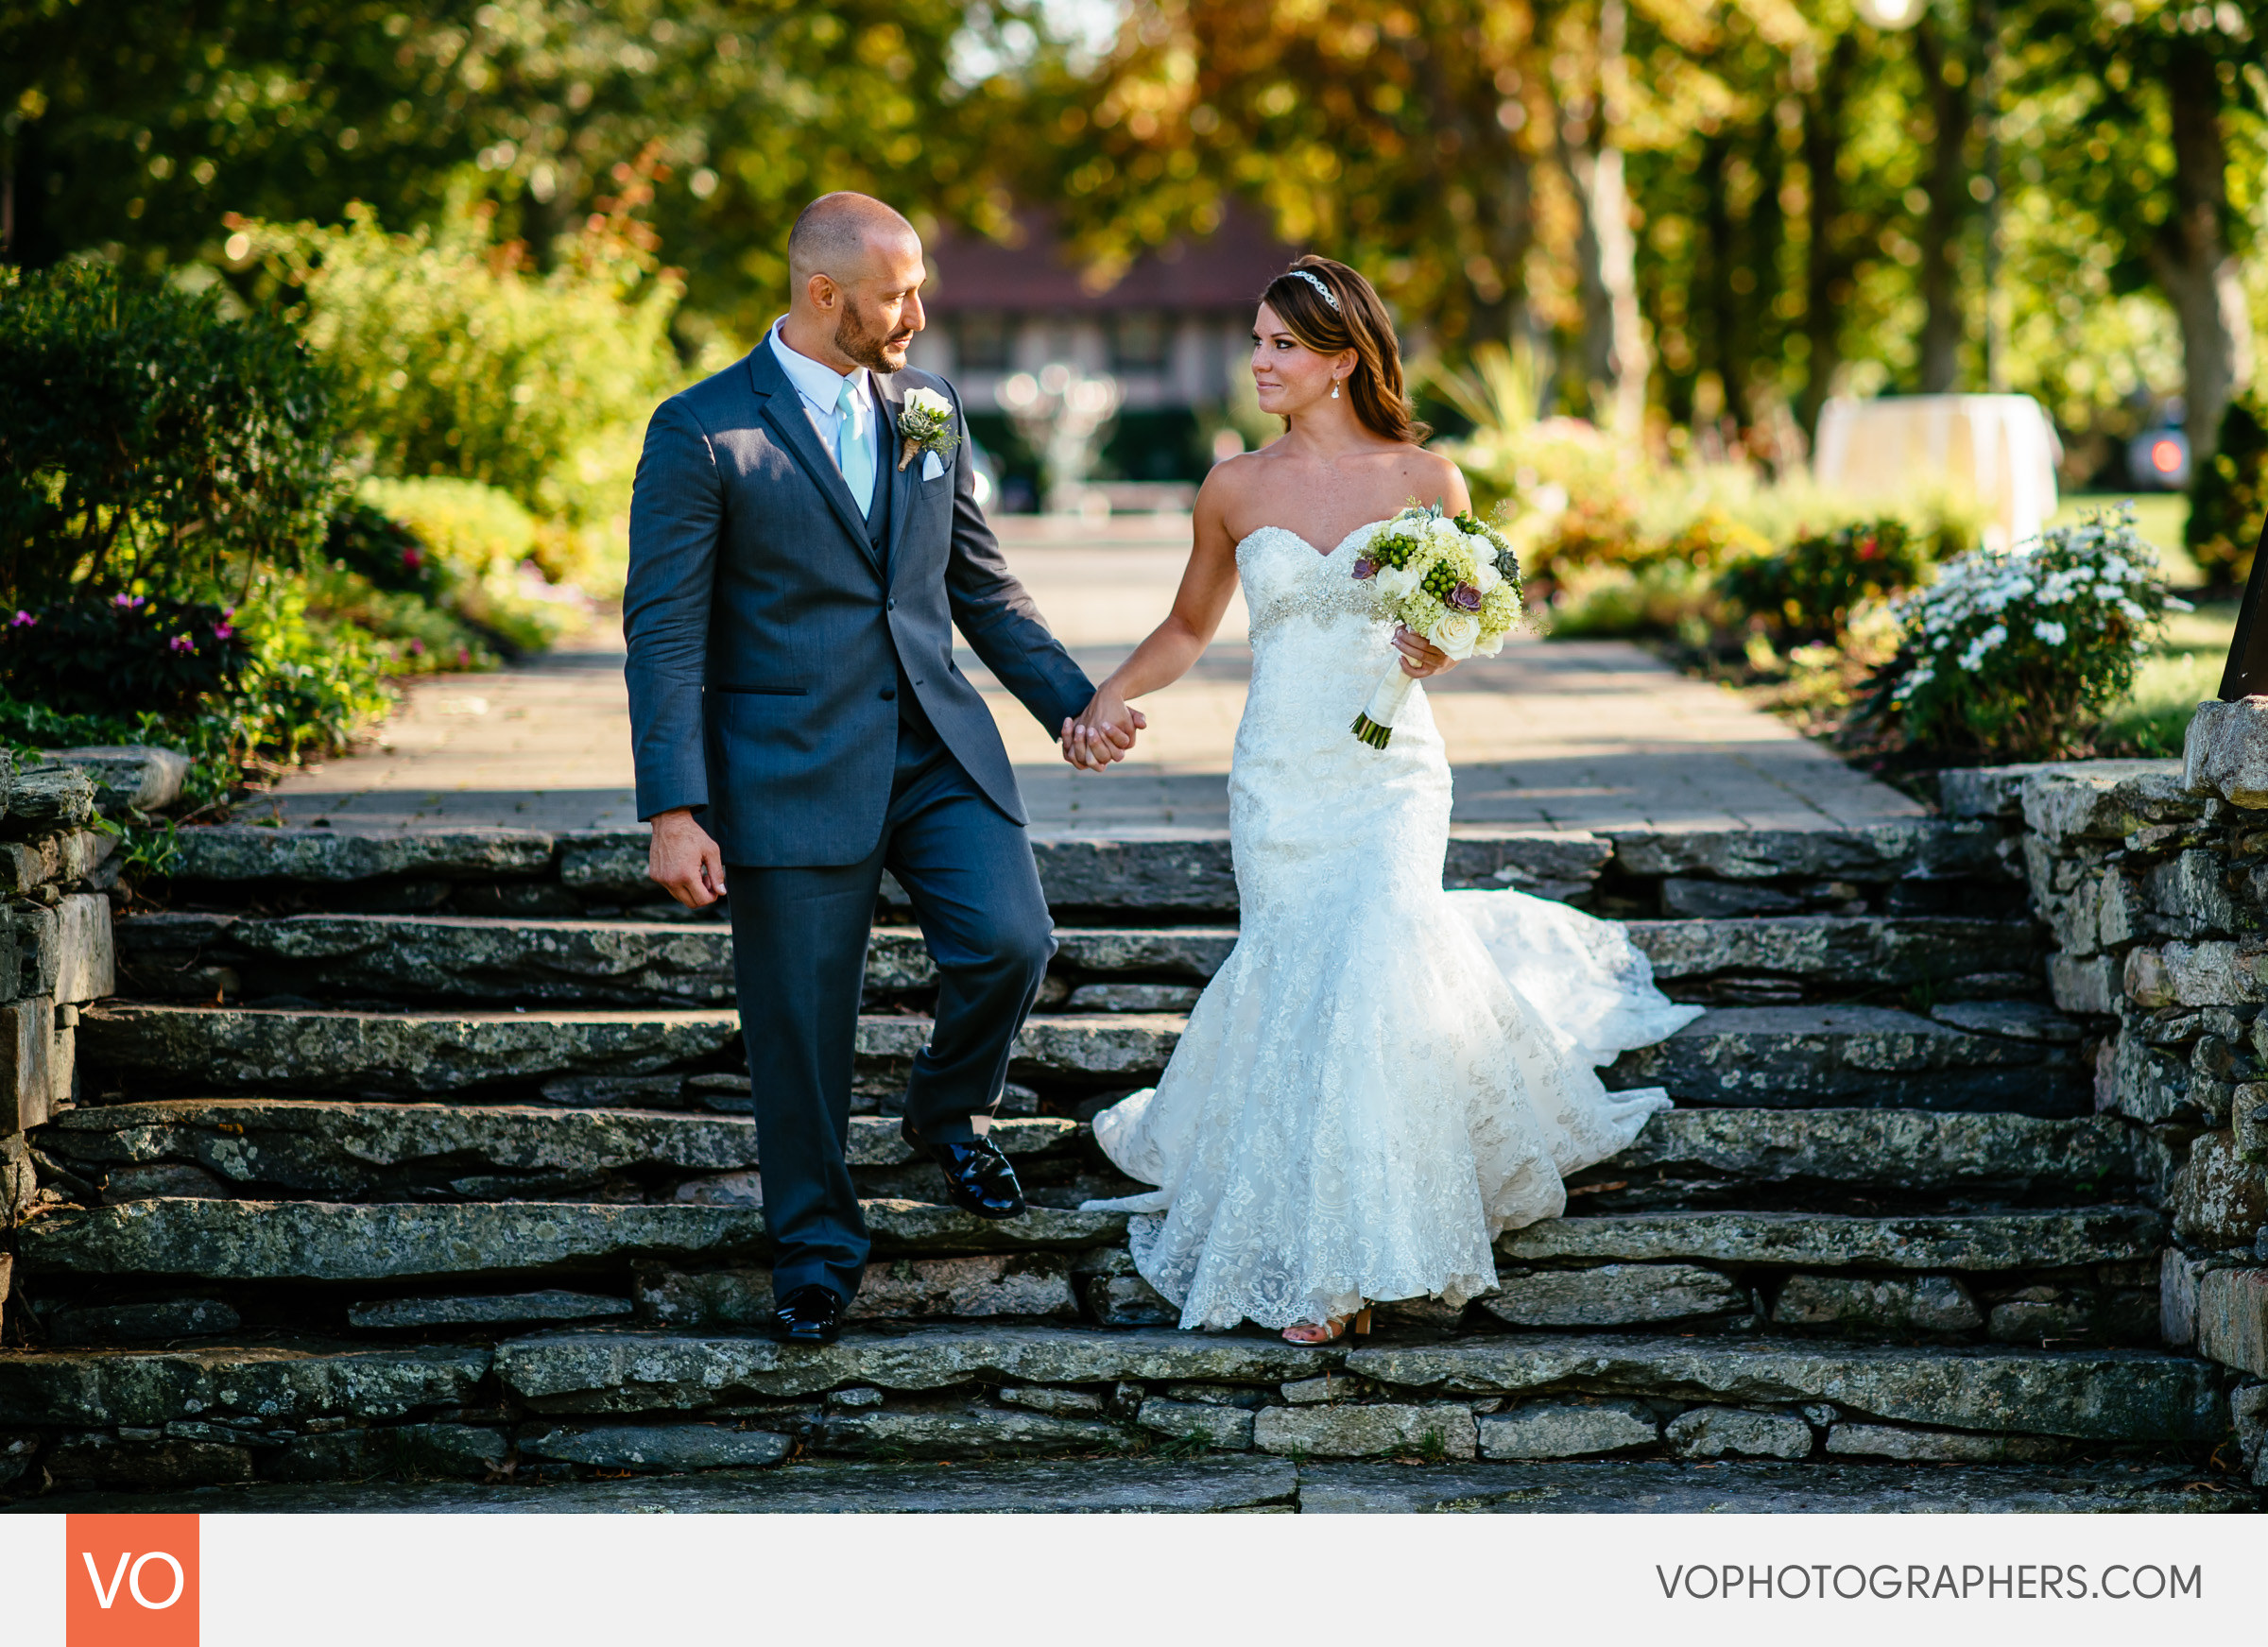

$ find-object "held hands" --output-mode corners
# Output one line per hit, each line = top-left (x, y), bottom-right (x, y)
(648, 807), (728, 909)
(1060, 689), (1147, 771)
(1394, 626), (1459, 679)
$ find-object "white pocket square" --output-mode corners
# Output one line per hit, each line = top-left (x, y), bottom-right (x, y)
(921, 451), (945, 482)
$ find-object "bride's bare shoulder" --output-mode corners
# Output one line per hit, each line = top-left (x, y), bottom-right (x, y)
(1194, 446), (1276, 522)
(1198, 446), (1279, 495)
(1390, 445), (1468, 501)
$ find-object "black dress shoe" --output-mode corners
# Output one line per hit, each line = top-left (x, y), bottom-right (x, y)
(772, 1283), (847, 1346)
(902, 1123), (1027, 1219)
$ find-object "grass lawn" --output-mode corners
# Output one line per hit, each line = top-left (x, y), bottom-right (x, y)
(2096, 597), (2236, 756)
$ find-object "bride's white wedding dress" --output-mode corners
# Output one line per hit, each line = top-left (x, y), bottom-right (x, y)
(1080, 523), (1703, 1331)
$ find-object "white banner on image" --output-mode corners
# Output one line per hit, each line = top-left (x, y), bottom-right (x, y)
(0, 1509), (2258, 1647)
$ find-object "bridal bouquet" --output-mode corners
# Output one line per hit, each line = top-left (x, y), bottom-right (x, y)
(1348, 504), (1522, 746)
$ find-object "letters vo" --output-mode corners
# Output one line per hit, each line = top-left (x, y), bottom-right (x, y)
(65, 1515), (198, 1646)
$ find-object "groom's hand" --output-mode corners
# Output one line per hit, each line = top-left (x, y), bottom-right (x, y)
(1060, 698), (1145, 770)
(649, 807), (728, 908)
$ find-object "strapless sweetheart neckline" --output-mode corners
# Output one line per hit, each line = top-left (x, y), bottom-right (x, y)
(1233, 522), (1384, 561)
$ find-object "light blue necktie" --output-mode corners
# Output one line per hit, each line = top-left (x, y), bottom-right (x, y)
(835, 375), (876, 516)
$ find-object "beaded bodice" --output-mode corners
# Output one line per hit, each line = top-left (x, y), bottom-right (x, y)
(1234, 523), (1387, 642)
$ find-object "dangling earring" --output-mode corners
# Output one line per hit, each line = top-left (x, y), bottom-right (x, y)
(1331, 378), (1342, 400)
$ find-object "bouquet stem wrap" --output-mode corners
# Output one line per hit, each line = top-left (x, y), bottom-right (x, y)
(1351, 662), (1417, 749)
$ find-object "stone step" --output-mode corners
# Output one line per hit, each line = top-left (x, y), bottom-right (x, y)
(156, 821), (2008, 918)
(18, 1458), (1307, 1513)
(0, 1326), (2220, 1446)
(1338, 1335), (2224, 1442)
(79, 1004), (744, 1096)
(1570, 1108), (2134, 1210)
(1606, 1004), (2089, 1114)
(80, 1000), (2092, 1112)
(1292, 1458), (2246, 1514)
(1496, 1208), (2162, 1272)
(112, 913), (1242, 1008)
(35, 1102), (1083, 1203)
(37, 1101), (2131, 1212)
(113, 910), (2037, 1010)
(16, 1197), (1131, 1284)
(78, 1005), (1177, 1095)
(157, 828), (1620, 913)
(20, 1456), (2246, 1515)
(1622, 917), (2039, 999)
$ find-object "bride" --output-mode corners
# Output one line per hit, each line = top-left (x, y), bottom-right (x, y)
(1060, 255), (1700, 1345)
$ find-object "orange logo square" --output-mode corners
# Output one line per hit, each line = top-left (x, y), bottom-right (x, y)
(66, 1515), (198, 1646)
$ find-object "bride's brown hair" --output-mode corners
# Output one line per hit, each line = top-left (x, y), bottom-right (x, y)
(1258, 256), (1431, 446)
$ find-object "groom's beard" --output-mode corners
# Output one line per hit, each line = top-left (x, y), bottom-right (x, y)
(834, 302), (912, 373)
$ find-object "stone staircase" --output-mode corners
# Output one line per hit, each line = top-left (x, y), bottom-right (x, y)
(0, 816), (2251, 1513)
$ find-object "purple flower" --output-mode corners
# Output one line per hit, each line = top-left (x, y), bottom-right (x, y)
(1351, 557), (1376, 580)
(9, 610), (33, 627)
(112, 592), (146, 609)
(212, 623), (235, 640)
(1449, 583), (1483, 611)
(169, 633), (195, 653)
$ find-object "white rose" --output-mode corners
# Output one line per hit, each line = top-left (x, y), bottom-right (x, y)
(1376, 564), (1420, 600)
(1429, 610), (1481, 659)
(903, 386), (954, 420)
(1472, 560), (1502, 593)
(1428, 517), (1464, 548)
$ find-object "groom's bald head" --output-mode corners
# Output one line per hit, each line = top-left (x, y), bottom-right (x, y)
(788, 192), (919, 285)
(782, 192), (926, 374)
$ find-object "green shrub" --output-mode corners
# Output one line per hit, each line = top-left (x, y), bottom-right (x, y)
(0, 260), (336, 606)
(322, 499), (443, 597)
(231, 572), (396, 764)
(0, 592), (250, 716)
(1719, 518), (1932, 642)
(2188, 390), (2267, 585)
(241, 199), (702, 595)
(1548, 558), (1728, 642)
(1433, 350), (1981, 595)
(356, 477), (573, 656)
(298, 564), (497, 677)
(1863, 507), (2175, 761)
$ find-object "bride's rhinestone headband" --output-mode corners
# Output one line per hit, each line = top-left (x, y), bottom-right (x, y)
(1285, 268), (1341, 312)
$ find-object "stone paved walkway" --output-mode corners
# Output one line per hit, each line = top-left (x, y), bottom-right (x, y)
(264, 517), (1925, 836)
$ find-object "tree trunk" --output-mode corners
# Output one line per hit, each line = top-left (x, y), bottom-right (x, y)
(1416, 32), (1535, 362)
(1559, 0), (1648, 437)
(1797, 35), (1860, 437)
(1912, 17), (1971, 393)
(2149, 43), (2256, 462)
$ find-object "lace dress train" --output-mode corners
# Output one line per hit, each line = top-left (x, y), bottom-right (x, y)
(1080, 523), (1701, 1331)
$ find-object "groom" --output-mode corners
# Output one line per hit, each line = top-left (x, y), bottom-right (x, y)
(624, 192), (1134, 1345)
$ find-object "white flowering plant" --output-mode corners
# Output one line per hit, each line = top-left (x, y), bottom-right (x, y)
(1347, 503), (1523, 746)
(1864, 506), (2183, 760)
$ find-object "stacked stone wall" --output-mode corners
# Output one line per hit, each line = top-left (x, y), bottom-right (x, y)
(1950, 712), (2268, 1489)
(1, 752), (137, 1356)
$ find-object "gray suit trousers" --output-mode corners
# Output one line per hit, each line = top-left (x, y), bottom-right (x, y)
(728, 715), (1054, 1303)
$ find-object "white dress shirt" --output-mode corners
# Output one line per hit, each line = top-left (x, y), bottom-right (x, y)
(767, 319), (876, 483)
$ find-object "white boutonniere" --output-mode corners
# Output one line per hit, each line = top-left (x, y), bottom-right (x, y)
(897, 386), (962, 472)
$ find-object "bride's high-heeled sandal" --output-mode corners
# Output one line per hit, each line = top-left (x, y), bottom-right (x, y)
(1283, 1306), (1372, 1346)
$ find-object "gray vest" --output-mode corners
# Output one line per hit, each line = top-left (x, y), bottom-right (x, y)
(862, 379), (929, 734)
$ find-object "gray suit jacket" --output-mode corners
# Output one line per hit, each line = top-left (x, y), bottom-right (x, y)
(623, 343), (1093, 866)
